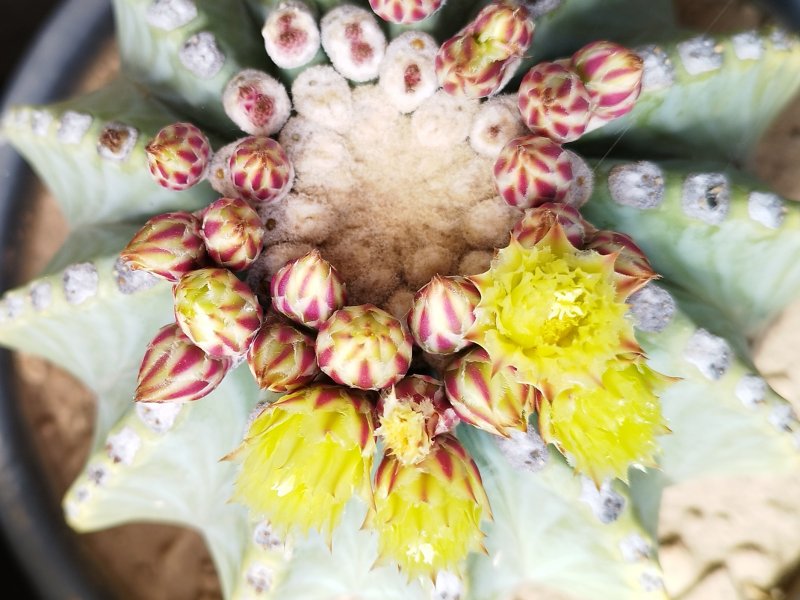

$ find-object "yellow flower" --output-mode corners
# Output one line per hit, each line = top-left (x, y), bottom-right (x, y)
(539, 362), (671, 483)
(229, 384), (376, 536)
(469, 226), (638, 396)
(370, 434), (491, 579)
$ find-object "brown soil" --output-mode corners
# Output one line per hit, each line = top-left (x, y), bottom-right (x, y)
(10, 2), (800, 599)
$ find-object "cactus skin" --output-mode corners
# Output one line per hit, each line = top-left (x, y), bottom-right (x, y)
(120, 212), (206, 282)
(135, 323), (230, 403)
(3, 1), (800, 599)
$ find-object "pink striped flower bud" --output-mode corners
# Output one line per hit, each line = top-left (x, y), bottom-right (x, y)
(247, 318), (320, 392)
(494, 135), (573, 208)
(270, 250), (347, 329)
(316, 304), (412, 390)
(222, 69), (292, 136)
(408, 276), (480, 355)
(571, 41), (643, 122)
(435, 1), (534, 98)
(121, 212), (205, 282)
(443, 346), (538, 437)
(200, 197), (265, 271)
(229, 136), (294, 204)
(145, 122), (211, 190)
(135, 323), (230, 403)
(511, 202), (594, 249)
(517, 62), (592, 143)
(174, 268), (263, 358)
(368, 0), (444, 24)
(375, 375), (449, 465)
(585, 230), (658, 298)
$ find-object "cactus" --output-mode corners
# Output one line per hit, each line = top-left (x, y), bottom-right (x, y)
(2, 0), (800, 598)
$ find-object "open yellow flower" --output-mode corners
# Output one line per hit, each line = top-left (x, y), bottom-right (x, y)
(229, 384), (376, 537)
(371, 434), (491, 578)
(539, 362), (671, 483)
(469, 225), (639, 397)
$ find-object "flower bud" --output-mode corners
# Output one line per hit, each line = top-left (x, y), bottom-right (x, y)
(262, 0), (321, 70)
(321, 5), (387, 82)
(511, 202), (594, 249)
(222, 69), (292, 136)
(372, 434), (490, 578)
(174, 268), (263, 358)
(201, 197), (265, 271)
(121, 212), (205, 282)
(518, 61), (592, 143)
(316, 304), (412, 390)
(443, 347), (538, 437)
(230, 384), (376, 536)
(247, 318), (320, 392)
(571, 41), (643, 122)
(135, 323), (230, 403)
(436, 1), (534, 98)
(375, 374), (456, 465)
(229, 136), (294, 204)
(368, 0), (444, 24)
(270, 250), (347, 329)
(408, 276), (480, 355)
(494, 135), (573, 208)
(585, 230), (658, 298)
(145, 122), (212, 191)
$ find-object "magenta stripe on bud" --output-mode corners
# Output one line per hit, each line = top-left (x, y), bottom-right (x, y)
(368, 0), (444, 24)
(511, 202), (595, 249)
(408, 276), (480, 355)
(121, 212), (206, 282)
(494, 135), (572, 209)
(201, 197), (265, 271)
(136, 323), (229, 403)
(247, 318), (320, 392)
(229, 136), (294, 204)
(145, 122), (211, 191)
(572, 41), (643, 123)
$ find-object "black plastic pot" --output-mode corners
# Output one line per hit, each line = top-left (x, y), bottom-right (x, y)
(0, 1), (113, 598)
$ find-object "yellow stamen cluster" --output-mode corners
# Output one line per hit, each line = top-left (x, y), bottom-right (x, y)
(375, 389), (436, 465)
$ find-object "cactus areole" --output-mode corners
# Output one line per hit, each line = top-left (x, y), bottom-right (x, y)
(4, 0), (800, 598)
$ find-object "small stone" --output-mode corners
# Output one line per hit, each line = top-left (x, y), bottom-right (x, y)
(495, 425), (548, 473)
(677, 36), (723, 76)
(735, 374), (767, 408)
(63, 263), (99, 305)
(245, 563), (274, 593)
(619, 534), (652, 562)
(30, 282), (52, 311)
(608, 161), (665, 209)
(432, 571), (463, 600)
(113, 257), (160, 294)
(105, 427), (142, 465)
(179, 32), (225, 79)
(684, 328), (731, 380)
(731, 31), (763, 61)
(636, 45), (674, 91)
(97, 122), (138, 161)
(748, 191), (785, 229)
(145, 0), (198, 31)
(136, 401), (184, 433)
(682, 173), (730, 225)
(31, 110), (53, 137)
(628, 284), (676, 333)
(57, 111), (92, 144)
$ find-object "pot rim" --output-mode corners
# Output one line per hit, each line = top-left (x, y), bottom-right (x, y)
(0, 0), (113, 598)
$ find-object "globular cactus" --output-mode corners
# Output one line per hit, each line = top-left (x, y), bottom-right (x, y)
(2, 1), (800, 599)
